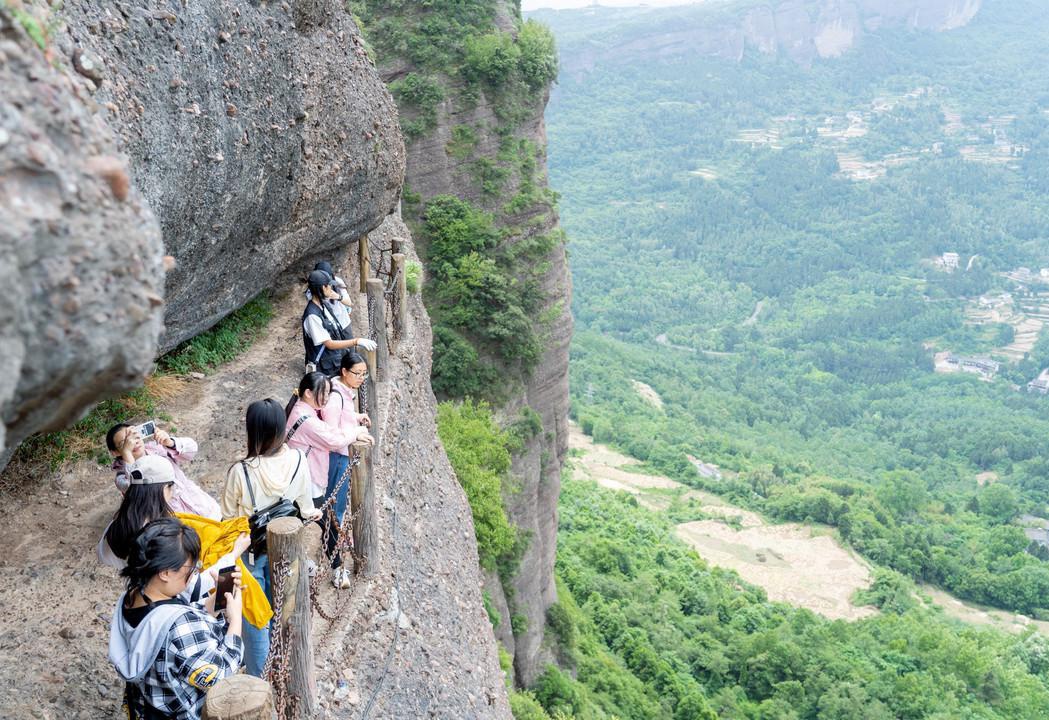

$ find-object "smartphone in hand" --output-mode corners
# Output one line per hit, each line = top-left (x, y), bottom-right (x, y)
(138, 420), (157, 440)
(213, 566), (237, 611)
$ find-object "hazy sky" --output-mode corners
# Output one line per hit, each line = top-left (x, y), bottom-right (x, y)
(522, 0), (704, 10)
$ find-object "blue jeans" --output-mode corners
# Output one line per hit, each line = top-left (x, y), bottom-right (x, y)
(323, 452), (351, 568)
(241, 552), (270, 677)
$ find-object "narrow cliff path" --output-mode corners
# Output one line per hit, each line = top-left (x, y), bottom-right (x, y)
(0, 223), (510, 720)
(0, 282), (305, 720)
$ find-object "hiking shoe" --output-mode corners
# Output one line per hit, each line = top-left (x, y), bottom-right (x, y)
(331, 567), (352, 590)
(307, 559), (318, 578)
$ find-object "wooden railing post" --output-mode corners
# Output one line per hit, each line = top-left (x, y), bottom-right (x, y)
(391, 252), (407, 345)
(267, 517), (317, 718)
(202, 675), (274, 720)
(358, 234), (370, 293)
(365, 278), (389, 382)
(350, 441), (378, 577)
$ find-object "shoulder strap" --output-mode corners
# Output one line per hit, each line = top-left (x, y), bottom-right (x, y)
(241, 461), (258, 512)
(286, 415), (309, 444)
(291, 450), (303, 489)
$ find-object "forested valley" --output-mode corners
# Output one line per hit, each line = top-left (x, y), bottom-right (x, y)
(501, 1), (1049, 717)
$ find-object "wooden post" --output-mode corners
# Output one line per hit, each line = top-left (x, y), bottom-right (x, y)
(391, 252), (407, 345)
(267, 517), (317, 718)
(391, 238), (402, 256)
(362, 347), (379, 442)
(202, 675), (274, 720)
(366, 278), (389, 382)
(350, 441), (378, 577)
(358, 235), (370, 293)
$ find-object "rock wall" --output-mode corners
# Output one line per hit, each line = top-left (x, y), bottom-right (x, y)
(0, 7), (164, 459)
(1, 0), (404, 459)
(54, 0), (405, 349)
(555, 0), (982, 71)
(368, 2), (573, 686)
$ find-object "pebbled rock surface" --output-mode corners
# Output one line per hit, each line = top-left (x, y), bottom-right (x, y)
(0, 7), (164, 460)
(54, 0), (404, 349)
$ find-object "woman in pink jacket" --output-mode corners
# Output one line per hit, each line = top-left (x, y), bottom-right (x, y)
(106, 422), (221, 520)
(284, 372), (371, 587)
(283, 372), (369, 502)
(322, 352), (374, 587)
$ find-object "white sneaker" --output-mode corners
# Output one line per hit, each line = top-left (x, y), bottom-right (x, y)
(307, 559), (318, 578)
(331, 567), (352, 590)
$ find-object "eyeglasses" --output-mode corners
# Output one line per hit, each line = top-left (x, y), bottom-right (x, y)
(181, 560), (203, 578)
(349, 369), (368, 378)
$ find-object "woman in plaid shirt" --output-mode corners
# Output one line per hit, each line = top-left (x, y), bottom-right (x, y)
(108, 518), (244, 720)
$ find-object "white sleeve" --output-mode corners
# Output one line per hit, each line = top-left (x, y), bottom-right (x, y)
(304, 314), (332, 345)
(97, 531), (125, 570)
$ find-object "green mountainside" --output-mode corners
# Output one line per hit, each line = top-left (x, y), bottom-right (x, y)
(539, 0), (1049, 613)
(503, 0), (1049, 718)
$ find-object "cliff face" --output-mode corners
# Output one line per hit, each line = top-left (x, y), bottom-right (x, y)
(555, 0), (982, 71)
(56, 0), (405, 350)
(362, 1), (572, 687)
(1, 0), (403, 459)
(0, 6), (165, 460)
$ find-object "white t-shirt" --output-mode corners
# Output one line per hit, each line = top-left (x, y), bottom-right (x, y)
(303, 313), (332, 346)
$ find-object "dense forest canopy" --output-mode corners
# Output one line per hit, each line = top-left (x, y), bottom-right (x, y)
(508, 1), (1049, 717)
(534, 0), (1049, 616)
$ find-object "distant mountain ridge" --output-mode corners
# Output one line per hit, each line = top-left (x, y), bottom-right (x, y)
(534, 0), (982, 69)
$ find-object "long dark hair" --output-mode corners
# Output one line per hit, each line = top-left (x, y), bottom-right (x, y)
(246, 399), (287, 458)
(285, 372), (330, 418)
(120, 518), (200, 598)
(106, 482), (175, 561)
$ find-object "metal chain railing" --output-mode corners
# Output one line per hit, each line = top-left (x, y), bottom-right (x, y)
(256, 233), (410, 716)
(264, 556), (296, 720)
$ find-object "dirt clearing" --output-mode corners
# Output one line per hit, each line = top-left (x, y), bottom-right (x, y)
(569, 423), (875, 620)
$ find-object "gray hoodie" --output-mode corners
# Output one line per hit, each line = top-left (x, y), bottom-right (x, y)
(108, 594), (189, 682)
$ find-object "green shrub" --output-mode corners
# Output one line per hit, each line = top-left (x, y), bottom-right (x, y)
(424, 195), (499, 279)
(423, 195), (546, 393)
(517, 19), (558, 89)
(533, 665), (582, 717)
(436, 399), (517, 570)
(447, 124), (480, 160)
(464, 31), (520, 85)
(483, 589), (502, 628)
(431, 324), (500, 398)
(389, 73), (444, 136)
(510, 612), (529, 636)
(510, 691), (553, 720)
(405, 260), (423, 293)
(159, 294), (274, 375)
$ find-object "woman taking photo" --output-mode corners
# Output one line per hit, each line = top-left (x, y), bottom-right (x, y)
(323, 352), (374, 587)
(108, 517), (243, 720)
(221, 398), (319, 677)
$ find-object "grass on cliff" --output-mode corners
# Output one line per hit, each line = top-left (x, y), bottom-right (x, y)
(3, 295), (274, 481)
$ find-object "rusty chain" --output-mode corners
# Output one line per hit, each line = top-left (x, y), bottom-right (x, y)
(264, 555), (295, 720)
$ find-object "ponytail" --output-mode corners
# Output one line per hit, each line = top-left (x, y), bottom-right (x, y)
(286, 371), (331, 418)
(120, 518), (200, 598)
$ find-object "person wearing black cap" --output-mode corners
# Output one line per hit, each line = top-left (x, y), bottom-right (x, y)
(311, 261), (353, 336)
(302, 270), (376, 376)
